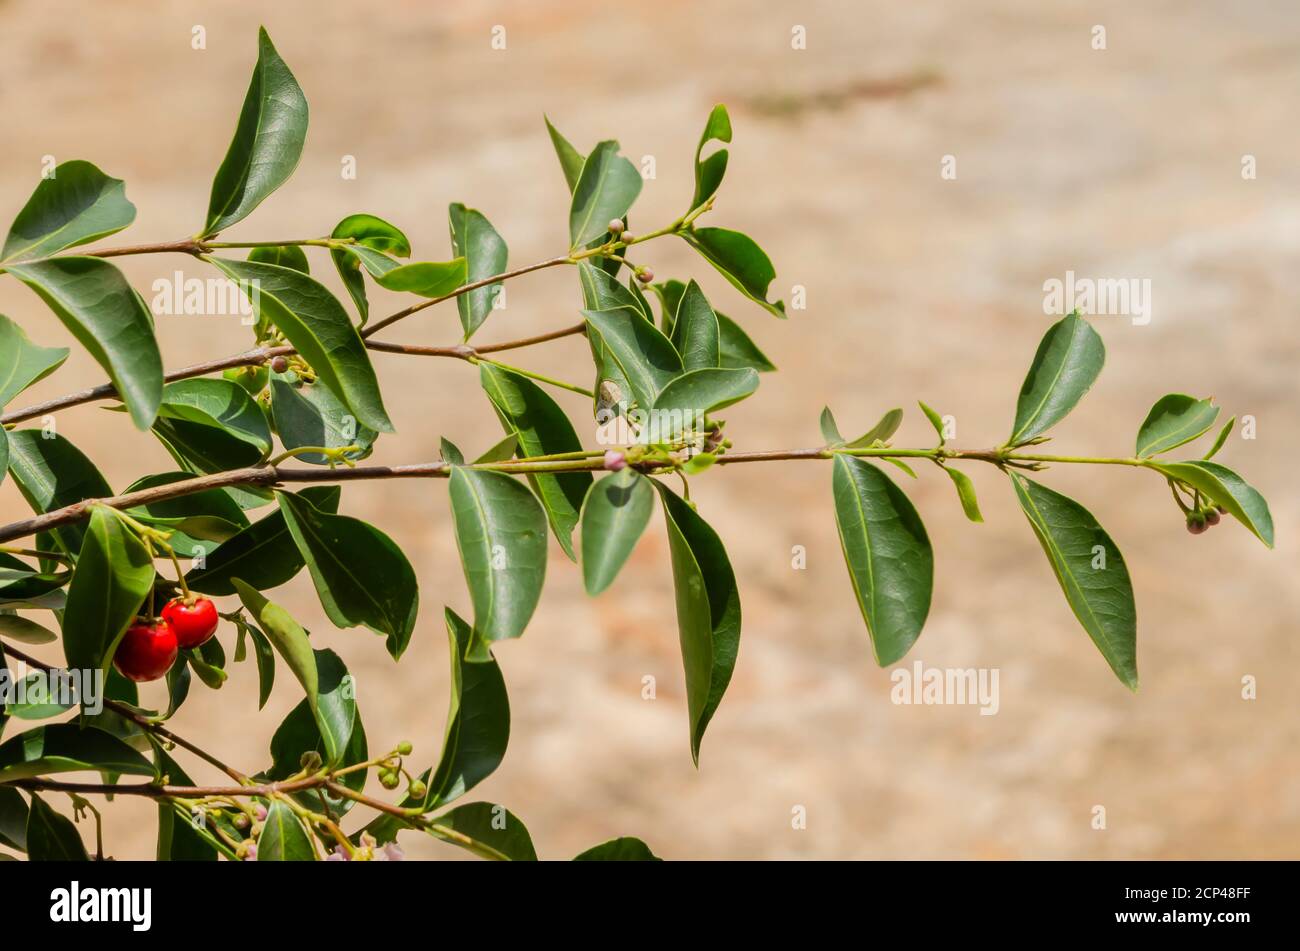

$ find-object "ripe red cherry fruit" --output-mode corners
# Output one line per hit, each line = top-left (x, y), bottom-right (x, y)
(113, 620), (179, 683)
(161, 597), (219, 649)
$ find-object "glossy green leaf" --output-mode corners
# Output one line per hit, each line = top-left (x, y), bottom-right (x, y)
(449, 203), (507, 339)
(267, 688), (366, 816)
(0, 615), (57, 645)
(2, 161), (136, 262)
(653, 367), (759, 421)
(1009, 313), (1104, 446)
(210, 258), (393, 433)
(0, 314), (69, 407)
(1135, 394), (1219, 458)
(569, 140), (642, 249)
(276, 490), (419, 660)
(943, 467), (983, 523)
(580, 469), (655, 596)
(448, 468), (548, 661)
(480, 363), (592, 560)
(691, 104), (732, 209)
(717, 312), (775, 372)
(657, 483), (741, 765)
(270, 375), (376, 465)
(1147, 460), (1274, 547)
(6, 257), (161, 429)
(152, 378), (273, 472)
(845, 408), (903, 448)
(650, 278), (686, 334)
(0, 552), (70, 608)
(578, 261), (647, 412)
(918, 401), (946, 446)
(245, 620), (275, 710)
(440, 437), (465, 465)
(24, 794), (88, 861)
(832, 454), (933, 666)
(429, 802), (537, 861)
(1009, 473), (1138, 688)
(124, 471), (250, 554)
(258, 801), (316, 861)
(4, 671), (77, 720)
(669, 280), (721, 371)
(247, 244), (310, 273)
(154, 747), (221, 861)
(1203, 416), (1234, 460)
(820, 406), (844, 445)
(473, 433), (518, 464)
(5, 431), (112, 556)
(583, 308), (682, 409)
(329, 214), (411, 323)
(0, 786), (29, 851)
(574, 836), (662, 861)
(267, 648), (356, 770)
(544, 116), (585, 193)
(0, 723), (154, 782)
(62, 506), (155, 674)
(185, 485), (340, 596)
(681, 227), (784, 317)
(201, 28), (308, 237)
(231, 580), (317, 705)
(369, 257), (466, 298)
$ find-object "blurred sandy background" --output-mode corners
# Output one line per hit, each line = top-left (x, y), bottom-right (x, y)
(1, 1), (1297, 860)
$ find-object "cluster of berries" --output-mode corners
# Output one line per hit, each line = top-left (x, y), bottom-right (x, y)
(112, 596), (219, 682)
(1186, 505), (1227, 535)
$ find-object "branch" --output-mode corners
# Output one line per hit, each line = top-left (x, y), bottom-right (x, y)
(0, 446), (1150, 545)
(3, 776), (322, 799)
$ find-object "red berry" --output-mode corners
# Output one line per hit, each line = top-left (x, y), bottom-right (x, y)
(113, 620), (178, 683)
(162, 597), (219, 649)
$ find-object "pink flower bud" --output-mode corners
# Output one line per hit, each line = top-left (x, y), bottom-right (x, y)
(604, 450), (627, 471)
(382, 842), (405, 861)
(254, 804), (268, 821)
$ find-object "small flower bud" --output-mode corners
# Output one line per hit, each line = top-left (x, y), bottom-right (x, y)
(1204, 508), (1221, 526)
(636, 267), (654, 283)
(408, 779), (427, 799)
(254, 804), (268, 821)
(382, 842), (406, 862)
(396, 741), (413, 756)
(300, 751), (322, 771)
(1186, 515), (1208, 535)
(607, 218), (625, 236)
(233, 812), (251, 831)
(270, 355), (290, 374)
(604, 450), (627, 472)
(380, 770), (400, 790)
(1216, 505), (1227, 514)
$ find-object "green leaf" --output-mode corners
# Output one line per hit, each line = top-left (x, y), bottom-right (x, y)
(201, 28), (308, 237)
(0, 553), (71, 608)
(480, 363), (592, 560)
(691, 104), (732, 210)
(258, 801), (316, 861)
(0, 314), (69, 407)
(0, 615), (58, 645)
(918, 401), (946, 446)
(440, 437), (465, 465)
(4, 671), (78, 720)
(448, 468), (548, 662)
(266, 648), (356, 769)
(473, 433), (518, 464)
(2, 161), (136, 262)
(429, 802), (537, 861)
(5, 431), (112, 556)
(845, 408), (903, 448)
(270, 375), (377, 465)
(544, 116), (586, 193)
(582, 308), (682, 409)
(578, 261), (648, 412)
(574, 836), (662, 861)
(670, 280), (721, 371)
(1009, 313), (1104, 446)
(569, 140), (642, 249)
(652, 368), (759, 426)
(276, 490), (419, 660)
(650, 278), (686, 333)
(25, 795), (88, 861)
(62, 506), (155, 674)
(267, 691), (366, 816)
(1203, 416), (1234, 460)
(123, 471), (250, 554)
(154, 747), (221, 861)
(163, 656), (191, 720)
(1147, 459), (1274, 547)
(1009, 473), (1138, 688)
(427, 609), (510, 807)
(185, 485), (340, 595)
(820, 406), (844, 445)
(6, 257), (162, 429)
(210, 258), (393, 433)
(681, 227), (784, 317)
(943, 467), (984, 523)
(0, 723), (154, 782)
(247, 244), (310, 273)
(449, 203), (508, 339)
(0, 786), (29, 851)
(329, 214), (411, 323)
(366, 257), (466, 298)
(657, 483), (741, 765)
(152, 378), (273, 472)
(717, 312), (775, 372)
(1135, 394), (1219, 458)
(245, 621), (275, 710)
(580, 469), (655, 595)
(831, 454), (933, 666)
(231, 580), (318, 708)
